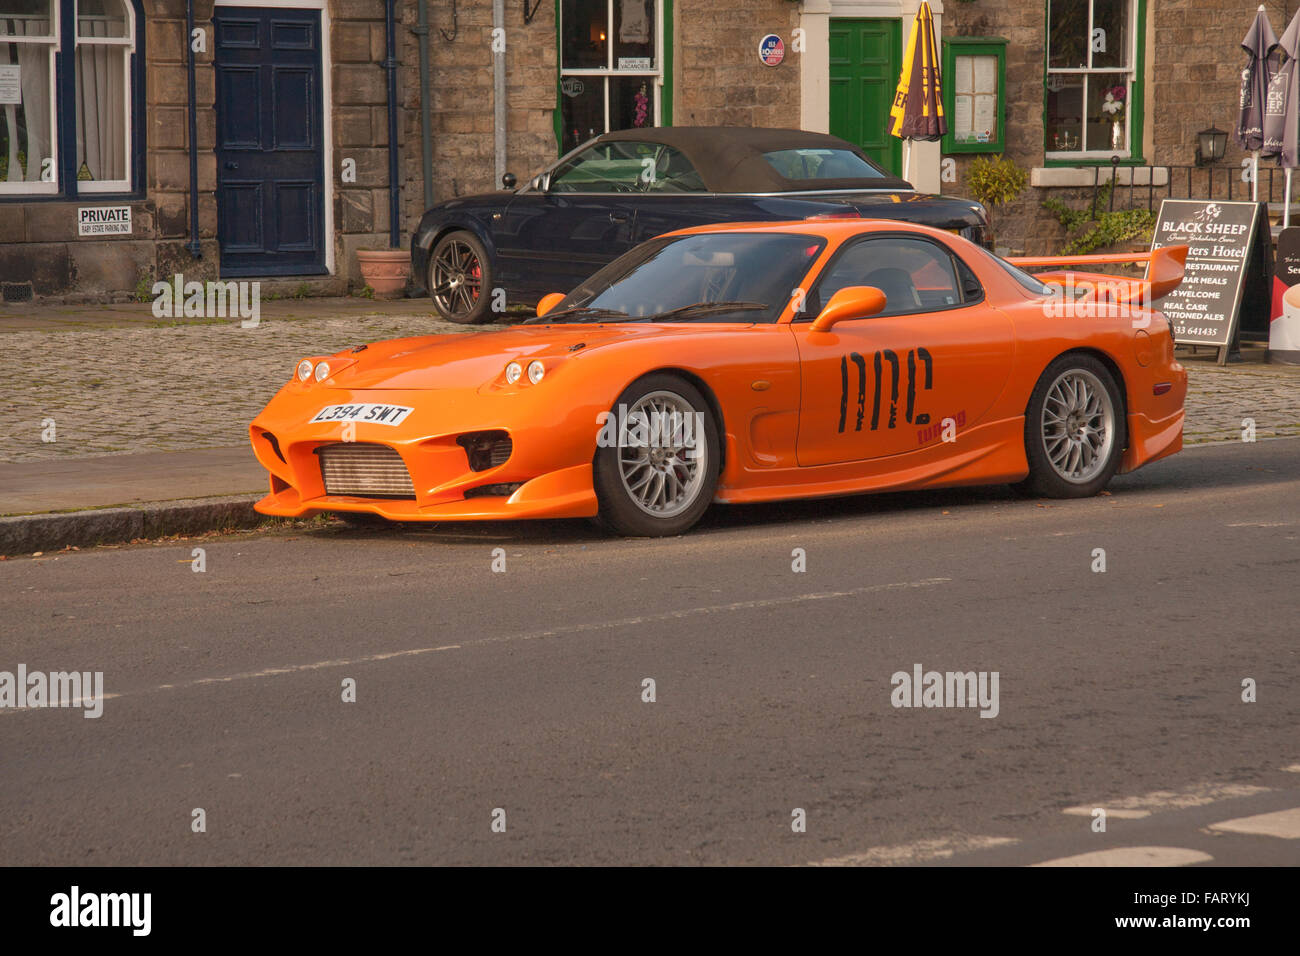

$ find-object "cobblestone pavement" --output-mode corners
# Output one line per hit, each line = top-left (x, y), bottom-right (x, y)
(1181, 359), (1300, 445)
(2, 315), (466, 462)
(2, 318), (1297, 462)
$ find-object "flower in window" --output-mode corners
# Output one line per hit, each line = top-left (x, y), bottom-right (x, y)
(1101, 85), (1126, 118)
(634, 82), (648, 127)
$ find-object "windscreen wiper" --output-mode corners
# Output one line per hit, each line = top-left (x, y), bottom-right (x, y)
(644, 301), (768, 321)
(525, 306), (630, 324)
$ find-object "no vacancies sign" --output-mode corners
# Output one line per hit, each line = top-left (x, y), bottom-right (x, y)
(77, 206), (132, 236)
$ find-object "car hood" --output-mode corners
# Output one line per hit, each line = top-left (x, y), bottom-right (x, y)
(327, 324), (699, 390)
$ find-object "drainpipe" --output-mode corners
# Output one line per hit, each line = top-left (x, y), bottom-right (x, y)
(492, 0), (505, 186)
(185, 0), (201, 258)
(415, 0), (434, 208)
(384, 0), (401, 248)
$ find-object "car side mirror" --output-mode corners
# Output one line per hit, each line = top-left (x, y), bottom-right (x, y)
(502, 172), (517, 189)
(810, 286), (887, 332)
(537, 292), (566, 317)
(532, 172), (551, 192)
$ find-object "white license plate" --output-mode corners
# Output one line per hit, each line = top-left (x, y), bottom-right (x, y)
(310, 403), (414, 426)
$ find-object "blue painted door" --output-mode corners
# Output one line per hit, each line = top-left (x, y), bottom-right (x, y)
(214, 8), (326, 276)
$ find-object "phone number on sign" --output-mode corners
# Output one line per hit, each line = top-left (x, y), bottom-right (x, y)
(1174, 325), (1219, 337)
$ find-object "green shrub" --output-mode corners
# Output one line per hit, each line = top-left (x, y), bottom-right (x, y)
(965, 154), (1028, 212)
(1042, 180), (1156, 255)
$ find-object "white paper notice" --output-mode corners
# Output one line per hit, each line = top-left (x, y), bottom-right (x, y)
(0, 65), (20, 105)
(973, 55), (996, 94)
(973, 96), (997, 138)
(954, 97), (973, 138)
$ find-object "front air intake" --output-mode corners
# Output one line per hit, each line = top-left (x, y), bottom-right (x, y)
(316, 443), (415, 499)
(457, 431), (512, 472)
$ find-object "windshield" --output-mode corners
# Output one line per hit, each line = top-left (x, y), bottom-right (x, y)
(527, 233), (827, 324)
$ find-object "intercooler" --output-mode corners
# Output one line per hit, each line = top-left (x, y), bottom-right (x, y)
(316, 443), (416, 499)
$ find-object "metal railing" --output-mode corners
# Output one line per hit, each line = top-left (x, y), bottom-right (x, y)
(1085, 158), (1292, 215)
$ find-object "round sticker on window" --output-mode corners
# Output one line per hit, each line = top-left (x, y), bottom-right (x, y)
(759, 34), (784, 67)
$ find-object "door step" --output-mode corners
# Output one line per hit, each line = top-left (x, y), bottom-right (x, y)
(231, 276), (349, 299)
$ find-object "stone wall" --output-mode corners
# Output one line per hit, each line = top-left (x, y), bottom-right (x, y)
(418, 0), (559, 204)
(673, 0), (801, 128)
(944, 0), (1259, 256)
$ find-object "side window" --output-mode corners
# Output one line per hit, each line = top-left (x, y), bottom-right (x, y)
(549, 141), (652, 192)
(954, 253), (984, 302)
(812, 237), (962, 317)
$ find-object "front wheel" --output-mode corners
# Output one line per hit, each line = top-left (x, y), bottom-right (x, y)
(592, 374), (720, 536)
(428, 231), (494, 324)
(1016, 353), (1126, 498)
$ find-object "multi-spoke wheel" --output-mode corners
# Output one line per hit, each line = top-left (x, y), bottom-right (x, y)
(428, 231), (493, 323)
(1017, 353), (1126, 498)
(593, 374), (719, 536)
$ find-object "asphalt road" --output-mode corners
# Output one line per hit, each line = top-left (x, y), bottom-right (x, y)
(1, 438), (1297, 866)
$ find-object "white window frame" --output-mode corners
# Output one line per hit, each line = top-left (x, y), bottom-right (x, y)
(559, 0), (664, 136)
(73, 0), (134, 192)
(1045, 0), (1139, 161)
(0, 0), (60, 195)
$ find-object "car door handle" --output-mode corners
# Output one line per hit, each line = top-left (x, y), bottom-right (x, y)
(224, 161), (239, 170)
(609, 212), (628, 223)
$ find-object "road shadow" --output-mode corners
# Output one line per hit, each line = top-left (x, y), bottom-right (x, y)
(300, 437), (1299, 546)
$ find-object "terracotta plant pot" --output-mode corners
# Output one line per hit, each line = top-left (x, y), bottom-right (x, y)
(356, 249), (410, 299)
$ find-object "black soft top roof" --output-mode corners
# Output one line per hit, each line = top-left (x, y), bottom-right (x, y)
(592, 126), (914, 193)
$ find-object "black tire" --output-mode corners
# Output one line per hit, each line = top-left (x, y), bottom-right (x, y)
(592, 374), (720, 537)
(1015, 352), (1126, 498)
(428, 230), (494, 324)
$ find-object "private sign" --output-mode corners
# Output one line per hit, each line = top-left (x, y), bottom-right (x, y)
(77, 206), (132, 236)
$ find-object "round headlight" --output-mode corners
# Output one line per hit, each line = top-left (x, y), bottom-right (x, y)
(527, 360), (545, 384)
(505, 361), (523, 384)
(297, 360), (313, 382)
(314, 361), (331, 382)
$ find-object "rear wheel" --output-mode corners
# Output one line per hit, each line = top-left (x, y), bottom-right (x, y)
(428, 231), (493, 324)
(592, 374), (719, 536)
(1016, 353), (1126, 498)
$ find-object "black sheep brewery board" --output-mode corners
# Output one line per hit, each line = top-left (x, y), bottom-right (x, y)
(1148, 199), (1266, 364)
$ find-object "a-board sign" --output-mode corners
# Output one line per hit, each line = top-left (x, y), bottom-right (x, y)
(1269, 226), (1300, 363)
(1148, 199), (1263, 349)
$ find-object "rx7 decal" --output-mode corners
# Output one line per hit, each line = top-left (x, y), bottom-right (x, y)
(839, 348), (933, 432)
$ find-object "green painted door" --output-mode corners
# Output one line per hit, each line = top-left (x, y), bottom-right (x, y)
(829, 18), (903, 177)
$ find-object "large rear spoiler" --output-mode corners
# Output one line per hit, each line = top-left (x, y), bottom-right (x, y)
(1005, 244), (1189, 307)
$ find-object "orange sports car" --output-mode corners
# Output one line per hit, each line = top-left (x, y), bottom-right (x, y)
(249, 219), (1188, 536)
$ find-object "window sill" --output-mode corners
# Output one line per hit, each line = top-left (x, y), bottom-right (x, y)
(1030, 166), (1168, 188)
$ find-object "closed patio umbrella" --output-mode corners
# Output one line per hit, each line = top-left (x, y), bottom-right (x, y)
(1237, 5), (1277, 200)
(887, 0), (946, 182)
(1265, 9), (1300, 225)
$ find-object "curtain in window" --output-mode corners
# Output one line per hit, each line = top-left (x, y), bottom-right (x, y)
(0, 18), (52, 182)
(75, 18), (126, 181)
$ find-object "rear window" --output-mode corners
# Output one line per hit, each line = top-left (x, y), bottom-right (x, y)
(763, 148), (887, 181)
(984, 249), (1056, 296)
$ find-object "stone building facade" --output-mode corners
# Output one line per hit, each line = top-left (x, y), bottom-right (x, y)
(0, 0), (1263, 298)
(944, 0), (1271, 254)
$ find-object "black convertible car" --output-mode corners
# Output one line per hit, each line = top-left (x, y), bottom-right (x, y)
(411, 126), (991, 323)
